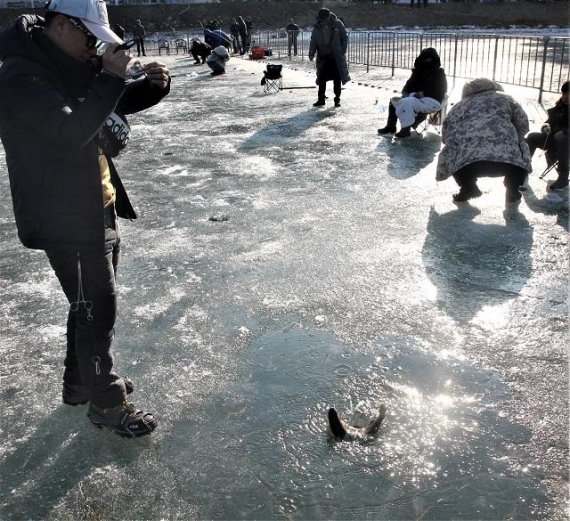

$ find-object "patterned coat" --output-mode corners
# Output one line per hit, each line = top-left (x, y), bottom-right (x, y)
(436, 78), (532, 181)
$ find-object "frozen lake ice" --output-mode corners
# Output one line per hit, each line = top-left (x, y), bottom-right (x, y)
(0, 55), (568, 520)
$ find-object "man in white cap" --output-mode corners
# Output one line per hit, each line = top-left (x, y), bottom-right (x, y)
(0, 0), (171, 437)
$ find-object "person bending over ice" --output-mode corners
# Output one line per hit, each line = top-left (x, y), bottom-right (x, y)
(190, 37), (211, 64)
(378, 47), (447, 138)
(436, 78), (531, 205)
(206, 45), (230, 76)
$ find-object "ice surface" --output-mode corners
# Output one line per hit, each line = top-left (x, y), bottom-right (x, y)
(0, 54), (567, 520)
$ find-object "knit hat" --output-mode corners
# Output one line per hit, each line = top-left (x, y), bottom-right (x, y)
(562, 81), (569, 94)
(317, 8), (330, 20)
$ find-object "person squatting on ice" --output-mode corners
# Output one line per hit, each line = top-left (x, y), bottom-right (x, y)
(207, 45), (230, 76)
(0, 0), (171, 437)
(436, 78), (532, 205)
(190, 37), (211, 65)
(378, 47), (447, 138)
(309, 8), (350, 109)
(525, 81), (569, 192)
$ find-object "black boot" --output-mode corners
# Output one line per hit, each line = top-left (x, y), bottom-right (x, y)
(313, 98), (326, 107)
(550, 167), (569, 191)
(334, 97), (341, 108)
(395, 126), (412, 138)
(378, 103), (397, 134)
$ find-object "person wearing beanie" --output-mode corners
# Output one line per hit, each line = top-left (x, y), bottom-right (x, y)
(436, 78), (531, 205)
(308, 8), (350, 108)
(525, 81), (569, 191)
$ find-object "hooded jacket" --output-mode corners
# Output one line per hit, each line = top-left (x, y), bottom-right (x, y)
(0, 15), (169, 252)
(436, 78), (532, 181)
(402, 48), (447, 103)
(308, 12), (350, 85)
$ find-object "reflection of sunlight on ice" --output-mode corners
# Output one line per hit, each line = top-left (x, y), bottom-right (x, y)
(472, 302), (509, 329)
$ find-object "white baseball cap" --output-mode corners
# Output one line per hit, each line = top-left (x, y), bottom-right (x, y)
(47, 0), (122, 44)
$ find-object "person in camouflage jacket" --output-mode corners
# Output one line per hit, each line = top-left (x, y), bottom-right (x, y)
(436, 78), (532, 204)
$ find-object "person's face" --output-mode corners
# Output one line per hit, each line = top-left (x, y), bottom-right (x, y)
(48, 14), (99, 62)
(561, 91), (569, 105)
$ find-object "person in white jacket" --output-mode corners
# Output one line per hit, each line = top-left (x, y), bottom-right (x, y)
(206, 45), (230, 76)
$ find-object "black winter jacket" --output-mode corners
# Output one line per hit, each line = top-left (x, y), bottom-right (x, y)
(0, 15), (170, 252)
(545, 100), (568, 136)
(402, 47), (447, 103)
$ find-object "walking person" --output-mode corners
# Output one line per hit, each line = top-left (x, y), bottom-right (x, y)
(286, 18), (300, 57)
(525, 81), (569, 191)
(436, 78), (531, 205)
(378, 47), (447, 138)
(308, 8), (350, 108)
(0, 0), (171, 437)
(133, 18), (146, 57)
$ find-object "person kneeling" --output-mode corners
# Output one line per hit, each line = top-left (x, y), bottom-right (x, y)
(206, 45), (230, 76)
(436, 78), (531, 205)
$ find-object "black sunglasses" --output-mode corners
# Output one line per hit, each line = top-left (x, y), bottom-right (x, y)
(65, 16), (98, 49)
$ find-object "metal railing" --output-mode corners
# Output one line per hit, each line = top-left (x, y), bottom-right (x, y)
(248, 29), (569, 102)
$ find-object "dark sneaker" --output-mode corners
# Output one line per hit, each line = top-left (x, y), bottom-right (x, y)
(549, 178), (569, 191)
(395, 127), (412, 138)
(453, 186), (483, 202)
(63, 377), (134, 406)
(88, 401), (157, 437)
(313, 99), (326, 107)
(334, 97), (341, 108)
(377, 125), (396, 135)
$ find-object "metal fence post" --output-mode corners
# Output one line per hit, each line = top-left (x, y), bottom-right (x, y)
(453, 34), (458, 85)
(538, 37), (550, 104)
(392, 33), (396, 78)
(492, 35), (500, 81)
(366, 32), (370, 74)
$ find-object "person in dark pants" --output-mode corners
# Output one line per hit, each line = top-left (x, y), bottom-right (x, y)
(308, 8), (350, 108)
(525, 81), (569, 191)
(133, 18), (146, 57)
(286, 18), (299, 56)
(190, 37), (211, 64)
(0, 0), (171, 437)
(237, 16), (248, 55)
(245, 17), (254, 51)
(378, 47), (447, 138)
(436, 78), (532, 205)
(229, 18), (240, 54)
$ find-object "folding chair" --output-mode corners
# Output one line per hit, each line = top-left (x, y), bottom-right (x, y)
(260, 64), (282, 93)
(416, 95), (449, 135)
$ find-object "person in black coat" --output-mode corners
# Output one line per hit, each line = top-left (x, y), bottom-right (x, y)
(0, 6), (170, 437)
(525, 81), (569, 191)
(190, 37), (211, 64)
(237, 16), (248, 55)
(286, 18), (299, 56)
(229, 18), (241, 54)
(378, 47), (447, 138)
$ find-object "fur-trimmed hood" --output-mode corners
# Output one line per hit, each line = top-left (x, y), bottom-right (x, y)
(461, 77), (504, 99)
